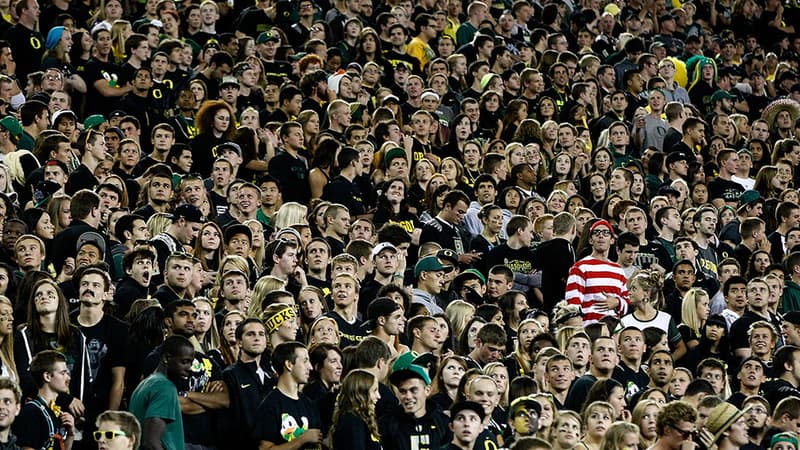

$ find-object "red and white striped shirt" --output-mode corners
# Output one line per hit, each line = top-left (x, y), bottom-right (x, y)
(565, 256), (630, 324)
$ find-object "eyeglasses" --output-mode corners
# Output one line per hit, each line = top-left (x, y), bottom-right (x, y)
(591, 229), (612, 237)
(673, 426), (696, 440)
(94, 430), (127, 441)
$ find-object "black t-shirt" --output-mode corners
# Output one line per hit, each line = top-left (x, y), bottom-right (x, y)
(420, 217), (468, 254)
(262, 59), (292, 80)
(708, 177), (744, 204)
(236, 7), (273, 39)
(322, 176), (365, 217)
(65, 164), (99, 195)
(612, 362), (650, 402)
(73, 314), (129, 414)
(324, 310), (367, 349)
(209, 190), (228, 216)
(4, 24), (43, 89)
(84, 57), (124, 116)
(333, 413), (382, 450)
(268, 151), (310, 204)
(325, 236), (346, 258)
(485, 244), (536, 279)
(253, 388), (322, 448)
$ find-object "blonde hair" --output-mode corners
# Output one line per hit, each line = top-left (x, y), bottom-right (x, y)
(445, 300), (475, 340)
(110, 20), (131, 59)
(0, 165), (16, 198)
(681, 288), (709, 338)
(0, 296), (17, 381)
(556, 326), (581, 352)
(582, 401), (615, 431)
(631, 399), (659, 448)
(273, 202), (309, 229)
(629, 269), (665, 310)
(308, 316), (340, 347)
(146, 213), (173, 239)
(46, 194), (71, 234)
(601, 421), (640, 450)
(243, 219), (266, 272)
(505, 142), (525, 170)
(483, 362), (509, 406)
(248, 276), (288, 318)
(3, 150), (37, 185)
(552, 410), (582, 443)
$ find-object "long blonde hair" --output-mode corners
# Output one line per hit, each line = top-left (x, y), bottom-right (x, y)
(445, 300), (475, 342)
(483, 362), (509, 407)
(631, 399), (659, 448)
(46, 194), (71, 234)
(0, 297), (17, 381)
(681, 288), (709, 338)
(243, 219), (266, 272)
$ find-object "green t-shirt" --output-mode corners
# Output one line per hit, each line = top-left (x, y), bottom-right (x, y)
(129, 372), (184, 450)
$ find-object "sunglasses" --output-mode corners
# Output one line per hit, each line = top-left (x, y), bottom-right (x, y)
(673, 426), (696, 440)
(94, 430), (127, 441)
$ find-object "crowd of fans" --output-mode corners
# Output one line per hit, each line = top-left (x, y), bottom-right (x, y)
(0, 0), (795, 448)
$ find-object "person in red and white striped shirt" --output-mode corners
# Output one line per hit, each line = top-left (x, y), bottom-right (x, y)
(565, 219), (630, 325)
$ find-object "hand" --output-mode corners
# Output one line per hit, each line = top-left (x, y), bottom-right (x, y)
(594, 295), (620, 311)
(68, 398), (85, 417)
(757, 238), (771, 253)
(620, 409), (632, 422)
(458, 251), (482, 264)
(410, 228), (422, 246)
(326, 88), (337, 101)
(696, 428), (714, 448)
(396, 251), (407, 274)
(207, 380), (225, 393)
(293, 267), (308, 287)
(61, 411), (75, 433)
(301, 429), (323, 444)
(650, 262), (666, 275)
(357, 90), (370, 105)
(402, 134), (413, 150)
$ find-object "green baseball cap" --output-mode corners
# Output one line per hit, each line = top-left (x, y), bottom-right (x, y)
(414, 255), (454, 278)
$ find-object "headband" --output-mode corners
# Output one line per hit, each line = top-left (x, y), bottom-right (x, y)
(264, 306), (297, 334)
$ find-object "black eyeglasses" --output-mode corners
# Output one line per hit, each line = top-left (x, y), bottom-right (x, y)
(673, 426), (696, 440)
